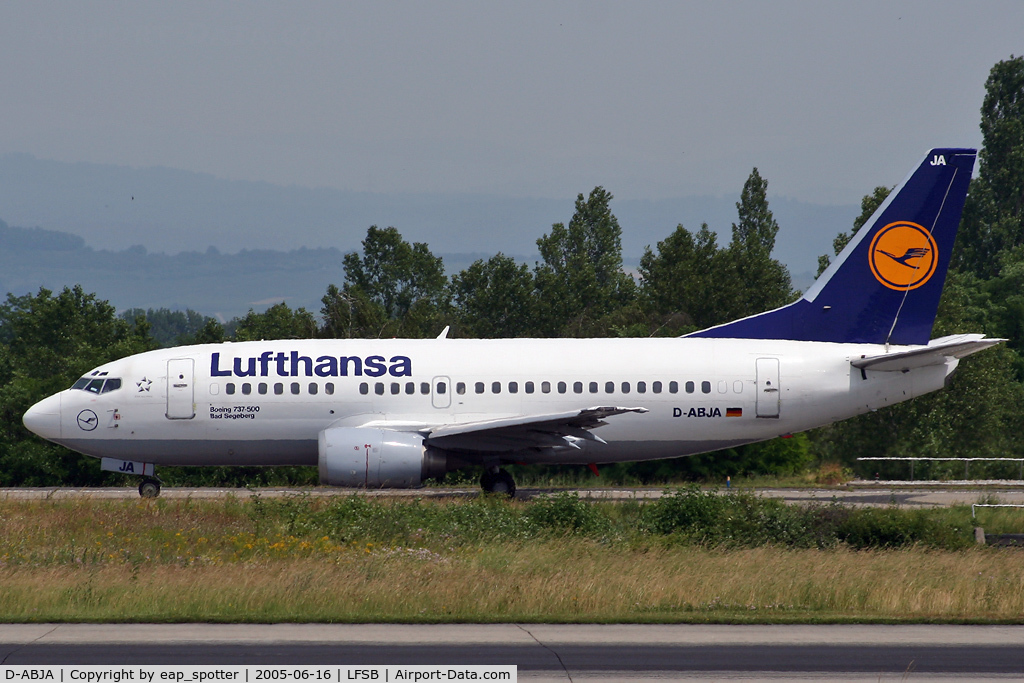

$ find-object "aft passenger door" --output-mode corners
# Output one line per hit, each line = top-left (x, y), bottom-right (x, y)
(755, 358), (780, 418)
(166, 358), (195, 419)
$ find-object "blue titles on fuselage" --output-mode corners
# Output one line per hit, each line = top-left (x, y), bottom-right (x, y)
(210, 351), (412, 378)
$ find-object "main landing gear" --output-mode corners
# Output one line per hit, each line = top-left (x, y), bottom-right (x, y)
(138, 477), (161, 499)
(480, 467), (516, 497)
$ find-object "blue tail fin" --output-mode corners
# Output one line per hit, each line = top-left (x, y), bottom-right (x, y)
(686, 148), (976, 345)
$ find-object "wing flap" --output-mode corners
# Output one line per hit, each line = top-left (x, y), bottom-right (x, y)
(852, 334), (1004, 372)
(425, 406), (647, 453)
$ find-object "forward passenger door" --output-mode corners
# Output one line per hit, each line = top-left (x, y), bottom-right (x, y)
(166, 358), (195, 419)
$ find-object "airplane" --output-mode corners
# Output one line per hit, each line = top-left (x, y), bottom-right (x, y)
(23, 148), (1002, 498)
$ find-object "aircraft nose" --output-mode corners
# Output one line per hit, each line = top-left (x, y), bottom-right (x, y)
(23, 393), (61, 440)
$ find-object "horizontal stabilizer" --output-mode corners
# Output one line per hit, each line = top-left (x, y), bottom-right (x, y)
(851, 334), (1004, 372)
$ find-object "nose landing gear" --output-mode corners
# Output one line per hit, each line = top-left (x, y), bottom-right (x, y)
(99, 457), (161, 498)
(138, 477), (162, 498)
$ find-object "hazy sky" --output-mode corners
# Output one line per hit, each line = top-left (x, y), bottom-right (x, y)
(2, 1), (1022, 205)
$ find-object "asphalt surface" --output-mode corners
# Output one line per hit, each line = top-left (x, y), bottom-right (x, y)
(2, 624), (1023, 680)
(3, 484), (1024, 509)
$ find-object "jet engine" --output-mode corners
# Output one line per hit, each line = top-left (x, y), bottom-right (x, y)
(317, 427), (449, 488)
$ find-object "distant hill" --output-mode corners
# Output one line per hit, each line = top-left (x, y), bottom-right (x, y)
(0, 215), (827, 321)
(0, 152), (853, 280)
(0, 218), (544, 319)
(0, 219), (343, 320)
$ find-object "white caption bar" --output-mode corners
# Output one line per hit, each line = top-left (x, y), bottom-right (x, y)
(1, 667), (516, 683)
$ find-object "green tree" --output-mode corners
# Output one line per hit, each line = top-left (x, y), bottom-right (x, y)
(682, 434), (814, 480)
(809, 270), (1023, 477)
(319, 284), (390, 339)
(192, 318), (227, 344)
(451, 253), (537, 337)
(812, 346), (1023, 479)
(534, 187), (637, 336)
(121, 307), (219, 347)
(0, 286), (155, 485)
(955, 55), (1024, 277)
(722, 168), (793, 318)
(638, 222), (726, 331)
(980, 246), (1024, 367)
(233, 302), (318, 341)
(0, 286), (154, 382)
(807, 58), (1024, 474)
(331, 226), (449, 338)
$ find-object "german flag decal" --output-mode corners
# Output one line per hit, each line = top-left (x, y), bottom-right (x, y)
(726, 407), (742, 417)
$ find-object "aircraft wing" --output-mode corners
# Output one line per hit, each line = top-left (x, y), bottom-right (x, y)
(851, 334), (1004, 372)
(424, 406), (648, 453)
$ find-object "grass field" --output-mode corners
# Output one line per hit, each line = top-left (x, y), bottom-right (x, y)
(1, 491), (1022, 623)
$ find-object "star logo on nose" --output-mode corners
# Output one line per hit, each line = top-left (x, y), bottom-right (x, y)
(137, 377), (152, 392)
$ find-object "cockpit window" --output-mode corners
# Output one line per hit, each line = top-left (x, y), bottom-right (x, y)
(72, 377), (122, 394)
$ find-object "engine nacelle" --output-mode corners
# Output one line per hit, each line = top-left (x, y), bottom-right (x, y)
(317, 427), (448, 488)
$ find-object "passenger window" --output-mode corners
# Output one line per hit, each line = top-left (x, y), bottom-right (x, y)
(542, 381), (551, 394)
(621, 382), (630, 394)
(86, 379), (104, 394)
(733, 380), (743, 394)
(509, 382), (518, 394)
(669, 381), (678, 394)
(436, 381), (447, 395)
(525, 381), (534, 394)
(605, 381), (614, 393)
(637, 381), (646, 394)
(359, 383), (369, 395)
(589, 382), (598, 393)
(210, 383), (220, 396)
(291, 382), (300, 395)
(309, 383), (319, 395)
(258, 383), (268, 395)
(375, 382), (385, 395)
(226, 383), (236, 395)
(492, 381), (501, 394)
(558, 381), (567, 394)
(475, 382), (485, 394)
(573, 382), (583, 394)
(420, 382), (430, 394)
(326, 383), (335, 395)
(390, 382), (400, 395)
(242, 383), (251, 395)
(685, 381), (695, 394)
(718, 380), (728, 394)
(456, 382), (466, 395)
(101, 378), (122, 394)
(701, 381), (711, 394)
(406, 382), (415, 395)
(653, 381), (662, 394)
(274, 383), (284, 395)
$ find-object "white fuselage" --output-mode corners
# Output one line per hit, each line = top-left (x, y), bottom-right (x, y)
(26, 337), (954, 468)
